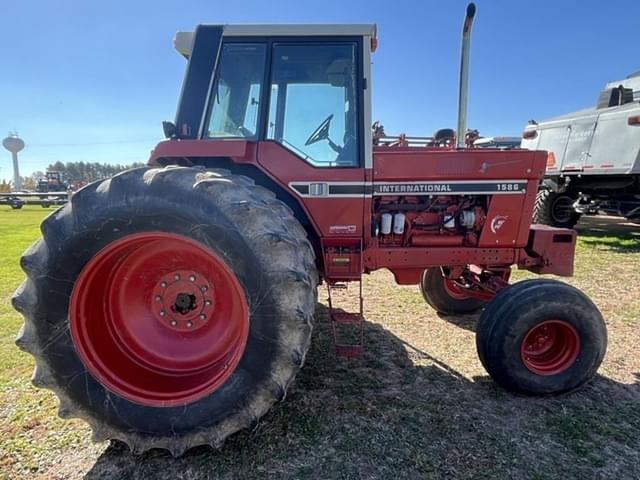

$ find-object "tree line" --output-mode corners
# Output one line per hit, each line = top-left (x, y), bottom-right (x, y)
(0, 161), (145, 192)
(43, 161), (146, 183)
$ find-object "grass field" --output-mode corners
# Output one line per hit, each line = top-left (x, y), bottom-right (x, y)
(1, 205), (639, 479)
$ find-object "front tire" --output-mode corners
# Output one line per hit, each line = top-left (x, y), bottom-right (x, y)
(475, 279), (606, 395)
(13, 166), (318, 455)
(420, 268), (486, 315)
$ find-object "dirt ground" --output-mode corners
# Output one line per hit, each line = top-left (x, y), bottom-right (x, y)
(1, 210), (639, 479)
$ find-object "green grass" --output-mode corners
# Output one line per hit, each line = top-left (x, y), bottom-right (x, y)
(0, 207), (98, 479)
(0, 207), (42, 375)
(0, 207), (639, 479)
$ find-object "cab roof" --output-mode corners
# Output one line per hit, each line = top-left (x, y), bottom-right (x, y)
(174, 24), (377, 58)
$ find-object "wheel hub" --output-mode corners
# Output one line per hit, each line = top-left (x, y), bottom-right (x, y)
(151, 270), (214, 332)
(69, 232), (249, 407)
(551, 196), (575, 224)
(520, 320), (580, 376)
(443, 278), (470, 300)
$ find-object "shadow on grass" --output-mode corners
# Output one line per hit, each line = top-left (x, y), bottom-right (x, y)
(575, 215), (640, 253)
(84, 304), (640, 480)
(436, 311), (479, 333)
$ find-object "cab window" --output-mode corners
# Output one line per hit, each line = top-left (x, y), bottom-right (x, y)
(205, 43), (266, 139)
(267, 43), (359, 167)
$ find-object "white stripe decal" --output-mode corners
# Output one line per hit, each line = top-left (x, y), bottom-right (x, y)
(288, 180), (528, 198)
(374, 180), (527, 195)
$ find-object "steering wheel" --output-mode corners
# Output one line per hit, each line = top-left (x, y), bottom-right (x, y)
(236, 125), (253, 137)
(305, 114), (334, 146)
(222, 117), (253, 138)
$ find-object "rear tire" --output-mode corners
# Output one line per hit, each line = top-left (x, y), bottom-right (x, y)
(475, 279), (606, 395)
(533, 189), (581, 228)
(420, 268), (486, 315)
(13, 166), (318, 455)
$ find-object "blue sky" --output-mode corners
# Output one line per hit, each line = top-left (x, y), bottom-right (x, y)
(1, 0), (639, 180)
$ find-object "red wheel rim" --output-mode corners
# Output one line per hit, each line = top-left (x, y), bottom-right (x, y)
(70, 232), (249, 407)
(520, 320), (580, 376)
(443, 278), (469, 300)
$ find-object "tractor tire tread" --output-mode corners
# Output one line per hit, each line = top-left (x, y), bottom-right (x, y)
(14, 165), (318, 456)
(475, 279), (606, 395)
(420, 268), (486, 315)
(533, 189), (581, 228)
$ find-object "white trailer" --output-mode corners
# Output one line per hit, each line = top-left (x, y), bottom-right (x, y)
(522, 72), (640, 227)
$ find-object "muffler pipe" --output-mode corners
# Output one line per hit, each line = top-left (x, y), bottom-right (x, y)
(456, 3), (476, 149)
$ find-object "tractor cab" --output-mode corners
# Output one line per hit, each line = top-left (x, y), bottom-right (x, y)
(154, 22), (570, 276)
(171, 25), (375, 169)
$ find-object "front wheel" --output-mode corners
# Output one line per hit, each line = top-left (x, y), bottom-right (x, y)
(420, 268), (486, 315)
(476, 279), (606, 394)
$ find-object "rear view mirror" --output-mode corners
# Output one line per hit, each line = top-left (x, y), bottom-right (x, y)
(162, 121), (177, 139)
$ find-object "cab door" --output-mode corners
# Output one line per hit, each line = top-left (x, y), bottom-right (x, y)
(257, 41), (367, 239)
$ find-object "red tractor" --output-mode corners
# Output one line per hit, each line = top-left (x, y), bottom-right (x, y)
(13, 5), (606, 456)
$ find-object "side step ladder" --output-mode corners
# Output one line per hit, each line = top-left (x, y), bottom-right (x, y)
(327, 279), (364, 358)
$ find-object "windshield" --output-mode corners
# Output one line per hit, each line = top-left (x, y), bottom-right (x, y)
(205, 43), (266, 139)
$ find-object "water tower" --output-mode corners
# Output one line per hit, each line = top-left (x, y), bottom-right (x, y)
(3, 133), (25, 192)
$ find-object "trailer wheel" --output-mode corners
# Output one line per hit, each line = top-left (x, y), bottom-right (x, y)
(533, 189), (581, 228)
(13, 166), (318, 456)
(476, 279), (606, 394)
(10, 200), (23, 209)
(420, 268), (486, 315)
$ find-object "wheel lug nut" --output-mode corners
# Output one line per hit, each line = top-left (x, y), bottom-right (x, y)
(201, 285), (208, 292)
(174, 273), (180, 281)
(205, 300), (212, 306)
(170, 319), (177, 326)
(199, 314), (206, 320)
(155, 295), (162, 302)
(160, 282), (167, 288)
(189, 275), (196, 282)
(186, 321), (193, 328)
(160, 310), (166, 317)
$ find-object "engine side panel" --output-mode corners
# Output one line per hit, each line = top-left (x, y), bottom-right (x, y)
(371, 148), (544, 248)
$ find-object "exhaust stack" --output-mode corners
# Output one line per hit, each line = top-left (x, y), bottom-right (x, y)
(456, 3), (476, 149)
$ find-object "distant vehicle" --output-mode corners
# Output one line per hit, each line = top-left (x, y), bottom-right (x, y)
(0, 193), (68, 209)
(522, 71), (640, 227)
(473, 136), (521, 149)
(37, 171), (68, 193)
(2, 195), (25, 209)
(1, 173), (70, 209)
